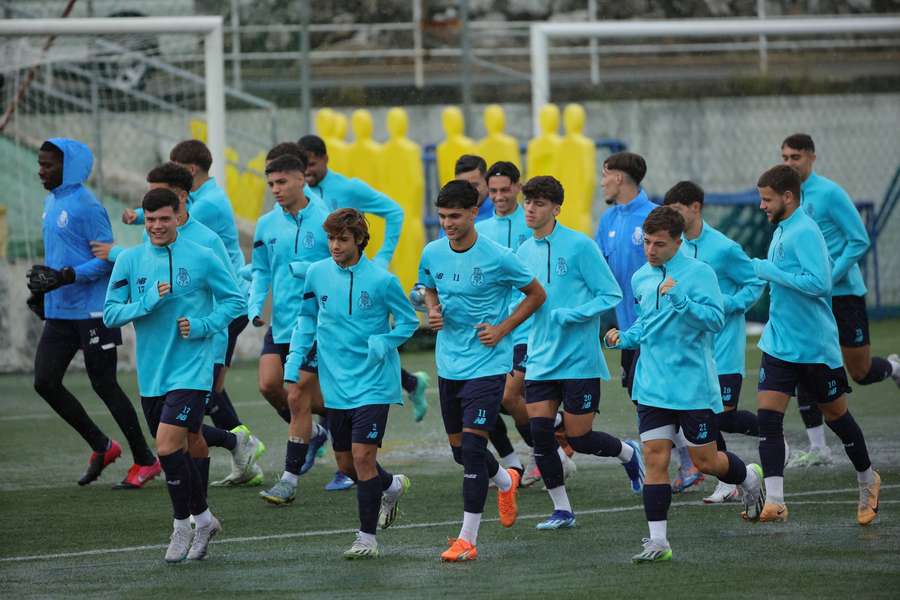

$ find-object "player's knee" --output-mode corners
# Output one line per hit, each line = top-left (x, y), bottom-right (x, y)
(690, 449), (718, 474)
(89, 377), (120, 400)
(757, 409), (784, 437)
(461, 431), (487, 460)
(33, 376), (60, 399)
(529, 417), (556, 451)
(847, 363), (870, 384)
(258, 380), (282, 401)
(566, 432), (591, 454)
(451, 444), (464, 466)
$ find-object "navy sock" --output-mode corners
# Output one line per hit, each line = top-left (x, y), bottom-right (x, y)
(400, 369), (417, 394)
(716, 431), (727, 452)
(489, 417), (515, 458)
(202, 424), (237, 451)
(826, 411), (872, 472)
(357, 476), (382, 535)
(208, 389), (242, 431)
(277, 408), (292, 424)
(461, 432), (490, 514)
(376, 462), (394, 490)
(856, 357), (892, 385)
(797, 387), (824, 429)
(642, 483), (672, 522)
(758, 409), (785, 478)
(718, 410), (758, 436)
(451, 445), (463, 466)
(285, 440), (308, 476)
(185, 453), (207, 516)
(719, 451), (748, 485)
(515, 422), (534, 447)
(485, 445), (501, 478)
(159, 450), (191, 520)
(531, 417), (564, 489)
(193, 456), (210, 497)
(567, 430), (623, 457)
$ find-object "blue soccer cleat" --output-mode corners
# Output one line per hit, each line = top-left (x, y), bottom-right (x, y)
(300, 425), (328, 475)
(325, 471), (356, 491)
(623, 439), (645, 494)
(536, 510), (576, 530)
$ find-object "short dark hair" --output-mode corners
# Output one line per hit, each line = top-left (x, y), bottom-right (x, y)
(781, 133), (815, 153)
(522, 175), (564, 205)
(436, 180), (479, 209)
(39, 141), (64, 161)
(169, 140), (212, 172)
(141, 187), (180, 213)
(265, 154), (307, 176)
(757, 164), (802, 199)
(146, 162), (193, 193)
(486, 161), (520, 184)
(663, 181), (705, 208)
(323, 208), (370, 253)
(266, 142), (305, 163)
(643, 206), (685, 239)
(604, 151), (647, 185)
(297, 134), (328, 157)
(454, 154), (486, 176)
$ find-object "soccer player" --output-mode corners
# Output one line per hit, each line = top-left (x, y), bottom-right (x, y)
(750, 165), (880, 525)
(419, 180), (546, 561)
(252, 154), (332, 505)
(283, 208), (417, 558)
(594, 151), (701, 491)
(28, 138), (159, 488)
(604, 206), (765, 563)
(454, 154), (495, 222)
(104, 188), (245, 562)
(663, 181), (766, 503)
(518, 176), (644, 530)
(780, 134), (900, 468)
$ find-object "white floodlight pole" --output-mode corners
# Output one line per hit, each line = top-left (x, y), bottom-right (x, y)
(0, 16), (227, 184)
(530, 16), (900, 136)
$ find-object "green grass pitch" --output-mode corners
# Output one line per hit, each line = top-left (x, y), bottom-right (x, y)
(2, 321), (899, 599)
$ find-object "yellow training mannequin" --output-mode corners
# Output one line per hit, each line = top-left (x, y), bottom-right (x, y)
(347, 109), (387, 257)
(476, 104), (521, 170)
(555, 103), (596, 235)
(326, 110), (351, 174)
(436, 106), (476, 186)
(526, 103), (562, 179)
(380, 107), (425, 291)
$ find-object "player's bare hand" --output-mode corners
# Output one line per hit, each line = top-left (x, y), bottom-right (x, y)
(90, 241), (112, 260)
(157, 282), (171, 297)
(252, 316), (266, 327)
(659, 277), (677, 296)
(122, 208), (137, 224)
(177, 317), (191, 338)
(428, 304), (444, 330)
(605, 328), (620, 346)
(475, 322), (504, 347)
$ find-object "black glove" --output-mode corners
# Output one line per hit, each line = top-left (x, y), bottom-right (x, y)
(27, 265), (76, 293)
(27, 292), (45, 320)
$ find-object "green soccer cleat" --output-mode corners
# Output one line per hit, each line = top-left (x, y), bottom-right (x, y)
(632, 538), (673, 564)
(259, 479), (296, 505)
(378, 474), (410, 529)
(786, 445), (833, 468)
(410, 371), (431, 422)
(343, 533), (381, 559)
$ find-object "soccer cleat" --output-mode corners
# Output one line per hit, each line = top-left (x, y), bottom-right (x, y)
(343, 532), (381, 559)
(259, 479), (296, 505)
(325, 471), (356, 491)
(739, 463), (766, 521)
(671, 466), (705, 493)
(231, 430), (266, 475)
(300, 426), (328, 475)
(113, 459), (162, 490)
(632, 538), (673, 564)
(165, 527), (194, 563)
(536, 509), (576, 530)
(857, 471), (881, 526)
(786, 445), (833, 468)
(622, 440), (645, 494)
(78, 440), (122, 486)
(187, 516), (221, 560)
(521, 463), (542, 487)
(410, 371), (431, 422)
(497, 468), (520, 528)
(441, 537), (477, 562)
(704, 480), (740, 504)
(753, 501), (789, 523)
(212, 462), (264, 487)
(378, 474), (410, 529)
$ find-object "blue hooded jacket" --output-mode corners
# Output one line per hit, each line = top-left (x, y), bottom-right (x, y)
(41, 138), (115, 320)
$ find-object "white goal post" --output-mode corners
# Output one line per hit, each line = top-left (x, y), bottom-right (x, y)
(530, 16), (900, 137)
(0, 16), (227, 184)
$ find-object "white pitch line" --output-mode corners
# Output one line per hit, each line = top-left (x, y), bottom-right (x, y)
(2, 484), (896, 564)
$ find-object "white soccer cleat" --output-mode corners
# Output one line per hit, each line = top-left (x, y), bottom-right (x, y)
(740, 464), (766, 522)
(187, 516), (221, 560)
(378, 474), (410, 529)
(231, 430), (265, 476)
(165, 527), (194, 563)
(343, 532), (381, 559)
(786, 445), (833, 468)
(703, 480), (741, 504)
(887, 354), (900, 388)
(521, 462), (542, 487)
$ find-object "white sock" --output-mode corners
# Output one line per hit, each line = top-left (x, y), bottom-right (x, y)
(492, 466), (512, 492)
(385, 475), (403, 497)
(193, 509), (212, 529)
(765, 476), (785, 505)
(357, 530), (377, 545)
(499, 451), (523, 471)
(547, 485), (572, 512)
(806, 424), (827, 449)
(557, 447), (568, 462)
(553, 412), (563, 428)
(648, 520), (667, 543)
(617, 441), (634, 464)
(174, 517), (191, 531)
(674, 429), (689, 448)
(857, 467), (875, 485)
(281, 471), (298, 486)
(459, 511), (481, 545)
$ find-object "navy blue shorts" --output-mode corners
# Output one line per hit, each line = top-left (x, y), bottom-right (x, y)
(42, 317), (122, 352)
(524, 378), (601, 415)
(225, 315), (249, 367)
(511, 344), (528, 374)
(261, 327), (318, 373)
(438, 375), (505, 434)
(832, 295), (870, 348)
(327, 404), (390, 452)
(637, 404), (718, 446)
(718, 373), (743, 408)
(142, 389), (208, 435)
(758, 352), (851, 404)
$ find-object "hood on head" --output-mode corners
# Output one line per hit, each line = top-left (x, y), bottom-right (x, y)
(45, 137), (93, 189)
